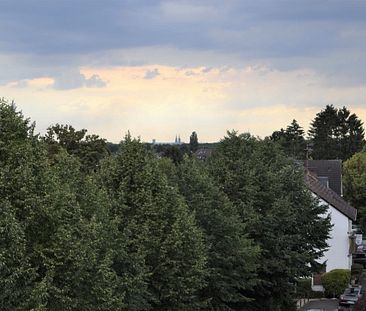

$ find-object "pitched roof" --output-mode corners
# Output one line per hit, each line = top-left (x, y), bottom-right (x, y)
(304, 160), (342, 196)
(305, 171), (357, 221)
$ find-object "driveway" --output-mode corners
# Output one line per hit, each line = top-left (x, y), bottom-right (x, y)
(298, 299), (338, 311)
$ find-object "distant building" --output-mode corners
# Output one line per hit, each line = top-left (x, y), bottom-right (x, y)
(174, 135), (182, 145)
(152, 135), (183, 145)
(194, 148), (213, 160)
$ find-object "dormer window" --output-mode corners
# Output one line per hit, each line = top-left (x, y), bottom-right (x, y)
(318, 176), (329, 188)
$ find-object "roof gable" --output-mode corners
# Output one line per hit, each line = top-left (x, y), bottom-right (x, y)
(305, 171), (357, 221)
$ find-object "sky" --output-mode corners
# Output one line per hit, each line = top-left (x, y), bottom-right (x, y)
(1, 0), (366, 143)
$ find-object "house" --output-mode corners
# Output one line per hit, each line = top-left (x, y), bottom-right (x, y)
(304, 160), (357, 291)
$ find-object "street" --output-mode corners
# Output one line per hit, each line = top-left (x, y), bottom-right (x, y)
(298, 299), (339, 311)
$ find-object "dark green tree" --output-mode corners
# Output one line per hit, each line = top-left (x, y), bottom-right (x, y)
(99, 135), (207, 310)
(160, 156), (259, 310)
(163, 145), (184, 164)
(308, 105), (364, 160)
(208, 131), (331, 310)
(270, 120), (306, 159)
(43, 124), (110, 172)
(0, 199), (35, 310)
(189, 131), (199, 153)
(0, 99), (137, 310)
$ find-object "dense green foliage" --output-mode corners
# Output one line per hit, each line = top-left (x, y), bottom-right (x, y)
(343, 148), (366, 231)
(207, 131), (331, 310)
(159, 157), (259, 310)
(321, 269), (351, 297)
(43, 123), (110, 172)
(308, 105), (364, 160)
(270, 119), (307, 159)
(0, 99), (332, 310)
(99, 135), (207, 310)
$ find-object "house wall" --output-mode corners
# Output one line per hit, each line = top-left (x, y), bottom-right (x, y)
(318, 198), (352, 272)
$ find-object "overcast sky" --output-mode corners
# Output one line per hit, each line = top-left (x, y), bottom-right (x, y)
(1, 0), (366, 142)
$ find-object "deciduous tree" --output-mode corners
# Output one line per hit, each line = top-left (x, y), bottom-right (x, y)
(99, 135), (207, 310)
(343, 148), (366, 231)
(208, 131), (331, 310)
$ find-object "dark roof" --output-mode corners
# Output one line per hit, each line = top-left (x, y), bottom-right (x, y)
(305, 171), (357, 221)
(304, 160), (342, 196)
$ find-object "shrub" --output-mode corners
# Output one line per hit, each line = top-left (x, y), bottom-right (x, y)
(296, 279), (312, 298)
(321, 269), (351, 297)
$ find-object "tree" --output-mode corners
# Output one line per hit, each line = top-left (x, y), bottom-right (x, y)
(160, 157), (259, 310)
(308, 105), (364, 160)
(0, 100), (137, 310)
(99, 135), (207, 310)
(163, 145), (184, 164)
(207, 131), (331, 310)
(43, 124), (110, 172)
(0, 199), (35, 311)
(343, 148), (366, 231)
(189, 131), (199, 153)
(270, 120), (306, 159)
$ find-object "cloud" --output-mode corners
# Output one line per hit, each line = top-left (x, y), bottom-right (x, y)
(144, 68), (160, 80)
(52, 70), (107, 90)
(2, 1), (366, 142)
(185, 70), (198, 76)
(1, 64), (366, 143)
(7, 79), (28, 88)
(1, 1), (366, 86)
(85, 74), (107, 88)
(159, 2), (218, 22)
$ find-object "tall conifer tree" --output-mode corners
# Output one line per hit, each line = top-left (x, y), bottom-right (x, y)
(308, 105), (364, 160)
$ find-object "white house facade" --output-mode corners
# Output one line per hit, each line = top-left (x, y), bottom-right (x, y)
(321, 200), (353, 272)
(304, 160), (357, 291)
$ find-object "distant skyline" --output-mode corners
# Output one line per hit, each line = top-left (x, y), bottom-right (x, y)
(1, 0), (366, 143)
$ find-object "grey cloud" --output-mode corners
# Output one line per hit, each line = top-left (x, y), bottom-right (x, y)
(185, 70), (198, 76)
(52, 71), (107, 90)
(1, 1), (366, 86)
(52, 71), (86, 90)
(144, 68), (160, 80)
(85, 74), (107, 88)
(2, 1), (365, 57)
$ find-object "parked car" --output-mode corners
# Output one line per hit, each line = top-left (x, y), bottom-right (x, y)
(339, 286), (362, 306)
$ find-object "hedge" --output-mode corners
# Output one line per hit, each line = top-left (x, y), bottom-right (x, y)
(321, 269), (351, 297)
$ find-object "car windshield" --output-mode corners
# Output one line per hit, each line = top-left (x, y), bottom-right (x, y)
(344, 288), (361, 295)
